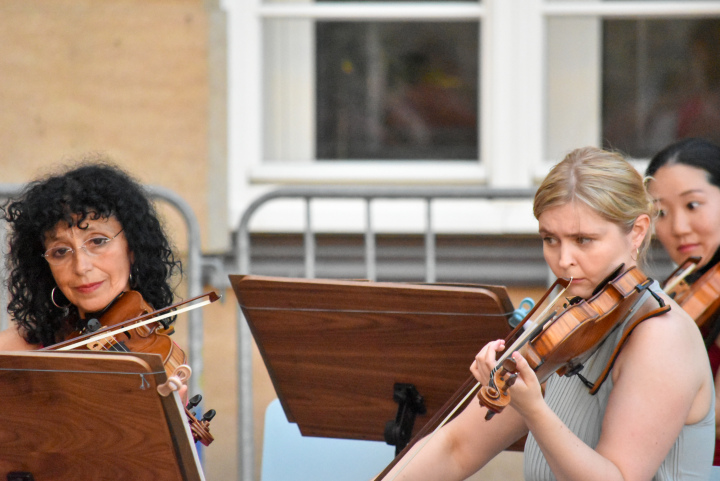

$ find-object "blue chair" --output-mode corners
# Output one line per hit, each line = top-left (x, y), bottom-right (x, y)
(261, 398), (396, 481)
(711, 466), (720, 481)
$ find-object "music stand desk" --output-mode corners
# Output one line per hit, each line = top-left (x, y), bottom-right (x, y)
(231, 274), (514, 444)
(0, 350), (204, 481)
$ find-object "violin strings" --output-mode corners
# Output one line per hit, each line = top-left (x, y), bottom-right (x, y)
(488, 282), (571, 389)
(93, 334), (125, 353)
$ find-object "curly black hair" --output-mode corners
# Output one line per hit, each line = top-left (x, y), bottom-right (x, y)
(2, 160), (182, 346)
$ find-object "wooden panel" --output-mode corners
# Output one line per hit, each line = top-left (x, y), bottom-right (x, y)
(0, 351), (203, 481)
(231, 275), (515, 443)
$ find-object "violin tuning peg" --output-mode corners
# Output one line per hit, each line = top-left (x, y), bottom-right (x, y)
(503, 374), (518, 391)
(186, 394), (202, 410)
(501, 357), (517, 373)
(202, 409), (216, 422)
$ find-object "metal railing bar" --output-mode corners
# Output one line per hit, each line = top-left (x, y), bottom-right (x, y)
(304, 198), (315, 279)
(425, 198), (436, 283)
(145, 185), (205, 399)
(365, 198), (376, 281)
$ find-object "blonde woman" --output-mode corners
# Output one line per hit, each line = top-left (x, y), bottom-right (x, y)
(381, 147), (714, 481)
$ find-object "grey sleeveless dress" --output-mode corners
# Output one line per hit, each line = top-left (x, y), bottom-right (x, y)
(524, 284), (715, 481)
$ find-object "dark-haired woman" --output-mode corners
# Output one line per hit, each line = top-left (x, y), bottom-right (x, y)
(0, 161), (182, 354)
(645, 137), (720, 467)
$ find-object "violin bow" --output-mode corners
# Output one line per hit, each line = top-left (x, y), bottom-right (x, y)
(663, 257), (701, 293)
(43, 291), (221, 352)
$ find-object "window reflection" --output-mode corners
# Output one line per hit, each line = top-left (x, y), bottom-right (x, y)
(316, 22), (479, 161)
(603, 19), (720, 158)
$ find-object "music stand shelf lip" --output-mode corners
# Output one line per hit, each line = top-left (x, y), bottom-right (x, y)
(230, 274), (515, 442)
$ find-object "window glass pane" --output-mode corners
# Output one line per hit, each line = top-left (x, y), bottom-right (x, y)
(602, 18), (720, 158)
(316, 22), (479, 161)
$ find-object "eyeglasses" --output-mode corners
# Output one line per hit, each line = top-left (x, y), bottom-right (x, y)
(42, 229), (124, 266)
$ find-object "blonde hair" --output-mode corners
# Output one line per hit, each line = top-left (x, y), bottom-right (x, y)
(533, 146), (654, 264)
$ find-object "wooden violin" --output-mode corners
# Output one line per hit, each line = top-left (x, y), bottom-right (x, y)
(478, 264), (661, 416)
(59, 290), (187, 375)
(43, 290), (220, 446)
(376, 264), (668, 480)
(662, 256), (720, 329)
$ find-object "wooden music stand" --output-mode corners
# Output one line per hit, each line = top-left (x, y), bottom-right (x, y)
(230, 275), (519, 451)
(0, 350), (204, 481)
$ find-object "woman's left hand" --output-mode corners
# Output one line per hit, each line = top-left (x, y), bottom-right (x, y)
(504, 351), (544, 417)
(470, 341), (545, 419)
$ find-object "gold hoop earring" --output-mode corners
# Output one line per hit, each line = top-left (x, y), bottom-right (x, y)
(631, 248), (639, 262)
(51, 287), (71, 310)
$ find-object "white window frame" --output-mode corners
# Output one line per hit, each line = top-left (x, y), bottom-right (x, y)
(539, 1), (720, 182)
(224, 0), (720, 230)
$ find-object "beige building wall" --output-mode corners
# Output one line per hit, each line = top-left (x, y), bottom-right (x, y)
(0, 1), (239, 478)
(0, 0), (227, 252)
(0, 2), (535, 480)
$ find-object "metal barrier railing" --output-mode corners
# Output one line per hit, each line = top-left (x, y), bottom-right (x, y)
(0, 183), (206, 402)
(233, 185), (536, 481)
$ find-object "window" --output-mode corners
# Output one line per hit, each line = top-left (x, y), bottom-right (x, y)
(226, 0), (720, 226)
(316, 22), (479, 161)
(602, 18), (720, 158)
(544, 4), (720, 167)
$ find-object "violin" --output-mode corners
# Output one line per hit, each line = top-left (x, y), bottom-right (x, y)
(61, 290), (187, 376)
(478, 264), (662, 416)
(662, 256), (720, 329)
(376, 264), (668, 480)
(44, 290), (219, 446)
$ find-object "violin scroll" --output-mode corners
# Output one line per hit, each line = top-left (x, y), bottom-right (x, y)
(477, 357), (517, 420)
(156, 367), (216, 446)
(185, 394), (215, 446)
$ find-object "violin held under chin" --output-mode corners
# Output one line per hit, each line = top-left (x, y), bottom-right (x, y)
(478, 264), (670, 418)
(662, 256), (720, 329)
(43, 289), (220, 446)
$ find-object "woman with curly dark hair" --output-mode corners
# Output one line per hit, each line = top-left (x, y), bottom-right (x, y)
(0, 161), (182, 350)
